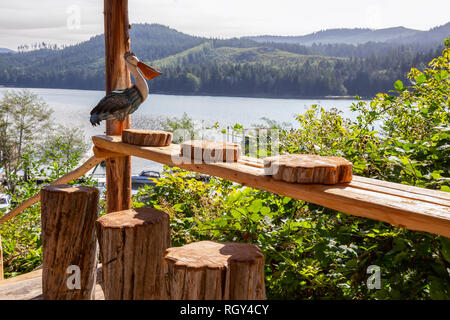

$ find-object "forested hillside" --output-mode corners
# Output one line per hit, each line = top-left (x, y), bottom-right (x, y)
(0, 23), (446, 97)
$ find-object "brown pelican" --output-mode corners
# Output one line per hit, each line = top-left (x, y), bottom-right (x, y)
(90, 52), (162, 126)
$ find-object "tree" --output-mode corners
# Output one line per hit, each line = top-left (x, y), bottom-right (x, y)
(0, 90), (53, 192)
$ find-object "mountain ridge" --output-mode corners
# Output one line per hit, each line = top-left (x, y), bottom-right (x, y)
(245, 22), (450, 46)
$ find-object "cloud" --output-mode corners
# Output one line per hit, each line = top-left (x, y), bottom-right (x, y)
(0, 0), (449, 50)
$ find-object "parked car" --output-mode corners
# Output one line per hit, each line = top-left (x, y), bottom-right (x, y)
(132, 170), (161, 190)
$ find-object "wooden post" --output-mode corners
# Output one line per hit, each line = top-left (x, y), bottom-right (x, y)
(96, 207), (171, 300)
(104, 0), (132, 213)
(163, 241), (266, 300)
(41, 185), (99, 300)
(0, 235), (3, 280)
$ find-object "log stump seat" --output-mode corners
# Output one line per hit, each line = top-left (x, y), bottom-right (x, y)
(163, 240), (266, 300)
(95, 207), (171, 300)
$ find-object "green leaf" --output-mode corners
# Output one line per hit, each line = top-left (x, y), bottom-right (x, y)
(440, 237), (450, 264)
(394, 80), (404, 91)
(415, 74), (426, 84)
(248, 199), (263, 213)
(250, 213), (262, 222)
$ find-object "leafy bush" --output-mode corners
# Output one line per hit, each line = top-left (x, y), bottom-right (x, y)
(134, 39), (450, 299)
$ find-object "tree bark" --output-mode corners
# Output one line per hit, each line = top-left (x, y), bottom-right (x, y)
(163, 241), (266, 300)
(96, 207), (171, 299)
(41, 185), (99, 300)
(0, 235), (4, 280)
(104, 0), (132, 213)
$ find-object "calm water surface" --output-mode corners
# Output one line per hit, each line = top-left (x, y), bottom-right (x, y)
(0, 87), (362, 174)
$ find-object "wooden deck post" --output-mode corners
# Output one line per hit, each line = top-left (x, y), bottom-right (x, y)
(0, 235), (3, 280)
(104, 0), (132, 213)
(41, 185), (99, 300)
(163, 241), (266, 300)
(96, 207), (171, 299)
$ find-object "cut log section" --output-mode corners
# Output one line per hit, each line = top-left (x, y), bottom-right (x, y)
(264, 154), (353, 184)
(41, 185), (99, 300)
(180, 140), (241, 163)
(163, 241), (266, 300)
(122, 129), (172, 147)
(96, 207), (171, 300)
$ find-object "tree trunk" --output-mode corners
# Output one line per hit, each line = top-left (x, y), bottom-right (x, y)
(41, 185), (99, 300)
(96, 207), (171, 299)
(163, 241), (266, 300)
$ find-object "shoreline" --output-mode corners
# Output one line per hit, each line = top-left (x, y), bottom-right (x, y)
(0, 85), (370, 100)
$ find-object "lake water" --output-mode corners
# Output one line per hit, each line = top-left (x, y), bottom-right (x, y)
(0, 87), (362, 175)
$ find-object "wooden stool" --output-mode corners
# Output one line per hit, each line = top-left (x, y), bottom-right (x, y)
(163, 241), (266, 300)
(95, 207), (171, 299)
(41, 185), (99, 300)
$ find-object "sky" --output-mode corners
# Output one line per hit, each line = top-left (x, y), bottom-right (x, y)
(1, 0), (449, 50)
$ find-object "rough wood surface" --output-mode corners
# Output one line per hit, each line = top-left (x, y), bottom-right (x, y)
(41, 185), (99, 300)
(0, 235), (3, 280)
(104, 0), (132, 213)
(0, 156), (104, 225)
(263, 154), (353, 184)
(96, 207), (171, 300)
(91, 135), (450, 238)
(0, 266), (105, 300)
(180, 140), (241, 163)
(163, 241), (265, 300)
(122, 129), (172, 146)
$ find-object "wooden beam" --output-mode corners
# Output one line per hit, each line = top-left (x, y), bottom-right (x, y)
(92, 135), (450, 238)
(104, 0), (132, 213)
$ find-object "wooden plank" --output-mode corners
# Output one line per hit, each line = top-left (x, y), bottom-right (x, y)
(104, 0), (132, 213)
(239, 156), (449, 207)
(352, 176), (450, 202)
(92, 135), (450, 238)
(0, 267), (105, 300)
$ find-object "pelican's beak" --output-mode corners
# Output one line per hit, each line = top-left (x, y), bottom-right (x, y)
(137, 62), (162, 80)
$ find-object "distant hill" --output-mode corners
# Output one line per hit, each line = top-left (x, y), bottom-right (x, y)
(246, 23), (450, 46)
(0, 23), (445, 97)
(0, 48), (15, 54)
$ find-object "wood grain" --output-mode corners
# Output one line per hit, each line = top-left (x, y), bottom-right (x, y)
(104, 0), (132, 213)
(91, 135), (450, 238)
(41, 185), (99, 300)
(0, 236), (3, 280)
(263, 154), (353, 184)
(122, 129), (172, 146)
(163, 241), (266, 300)
(180, 140), (241, 163)
(96, 207), (171, 300)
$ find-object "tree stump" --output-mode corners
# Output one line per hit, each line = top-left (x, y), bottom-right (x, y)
(180, 140), (241, 163)
(163, 241), (266, 300)
(264, 154), (353, 184)
(95, 207), (171, 299)
(122, 129), (172, 146)
(41, 185), (99, 300)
